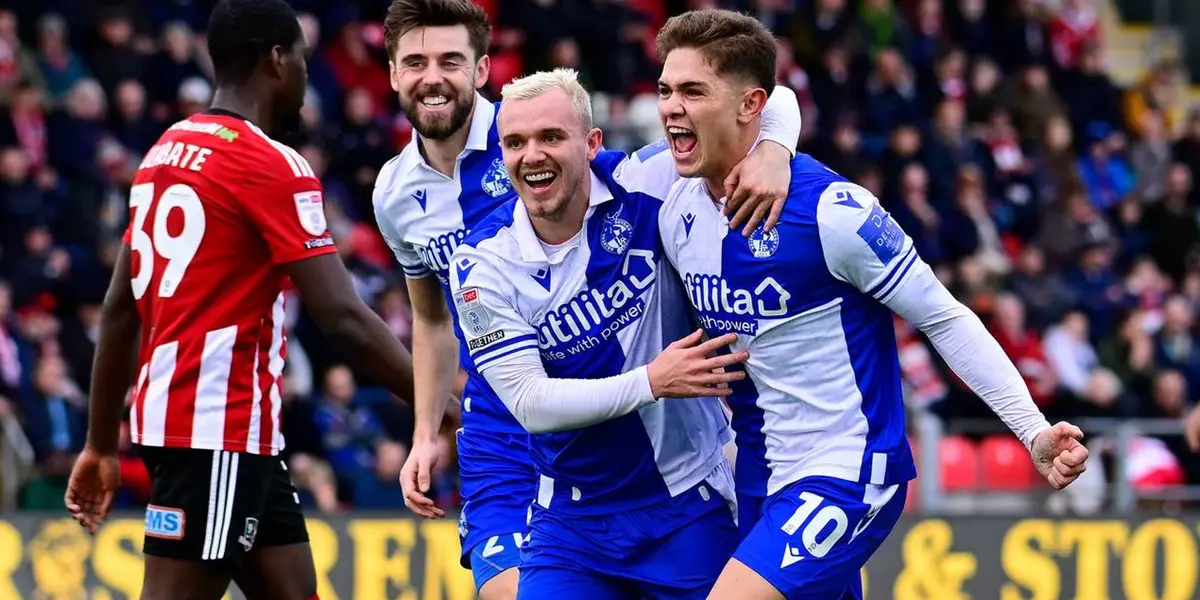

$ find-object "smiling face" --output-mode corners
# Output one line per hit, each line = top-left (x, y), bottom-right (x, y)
(391, 24), (488, 140)
(497, 87), (601, 222)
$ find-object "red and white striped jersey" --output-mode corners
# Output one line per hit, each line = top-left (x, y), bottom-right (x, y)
(124, 111), (338, 455)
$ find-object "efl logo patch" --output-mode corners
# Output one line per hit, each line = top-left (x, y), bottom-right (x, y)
(294, 191), (328, 236)
(144, 505), (185, 540)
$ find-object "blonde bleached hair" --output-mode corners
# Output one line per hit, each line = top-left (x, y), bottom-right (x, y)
(500, 68), (593, 130)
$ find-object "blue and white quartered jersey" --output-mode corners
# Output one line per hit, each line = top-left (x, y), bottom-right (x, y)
(658, 153), (918, 498)
(449, 150), (732, 515)
(373, 95), (523, 434)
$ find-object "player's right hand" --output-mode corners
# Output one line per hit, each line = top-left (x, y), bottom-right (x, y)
(1031, 421), (1089, 490)
(64, 446), (120, 535)
(648, 330), (748, 398)
(400, 438), (446, 519)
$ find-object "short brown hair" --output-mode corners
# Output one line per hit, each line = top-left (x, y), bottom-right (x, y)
(383, 0), (492, 62)
(655, 10), (776, 92)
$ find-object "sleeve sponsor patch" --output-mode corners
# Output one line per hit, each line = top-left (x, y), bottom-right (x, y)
(294, 191), (328, 236)
(454, 287), (491, 338)
(855, 203), (905, 265)
(467, 330), (505, 351)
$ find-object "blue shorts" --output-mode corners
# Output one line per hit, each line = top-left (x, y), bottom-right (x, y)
(735, 490), (767, 542)
(457, 428), (538, 590)
(518, 465), (739, 600)
(734, 476), (907, 600)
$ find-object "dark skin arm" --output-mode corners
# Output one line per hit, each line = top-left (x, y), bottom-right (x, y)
(84, 244), (141, 455)
(286, 253), (416, 402)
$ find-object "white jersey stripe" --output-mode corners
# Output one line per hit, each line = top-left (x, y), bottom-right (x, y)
(194, 325), (238, 446)
(141, 342), (179, 447)
(216, 451), (240, 558)
(130, 364), (149, 444)
(244, 121), (306, 178)
(280, 144), (315, 178)
(267, 294), (287, 454)
(246, 325), (263, 454)
(202, 450), (223, 559)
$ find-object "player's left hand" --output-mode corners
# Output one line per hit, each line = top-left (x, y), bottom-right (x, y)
(64, 446), (120, 534)
(400, 438), (446, 519)
(723, 141), (792, 236)
(1031, 421), (1090, 490)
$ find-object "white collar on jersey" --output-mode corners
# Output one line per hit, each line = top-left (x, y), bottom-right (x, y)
(403, 93), (494, 174)
(511, 169), (614, 264)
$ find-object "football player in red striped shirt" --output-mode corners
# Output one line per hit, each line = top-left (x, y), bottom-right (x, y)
(64, 1), (415, 598)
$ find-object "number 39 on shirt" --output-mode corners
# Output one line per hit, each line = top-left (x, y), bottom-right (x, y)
(128, 182), (207, 300)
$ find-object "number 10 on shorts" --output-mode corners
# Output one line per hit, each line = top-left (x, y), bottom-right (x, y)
(779, 491), (881, 562)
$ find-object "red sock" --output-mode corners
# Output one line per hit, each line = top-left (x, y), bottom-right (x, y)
(306, 595), (320, 600)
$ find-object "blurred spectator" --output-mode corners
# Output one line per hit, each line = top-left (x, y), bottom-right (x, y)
(143, 22), (204, 119)
(951, 0), (991, 59)
(993, 0), (1053, 73)
(1144, 164), (1198, 281)
(16, 354), (85, 509)
(990, 293), (1057, 408)
(313, 365), (390, 502)
(1003, 63), (1065, 149)
(1098, 309), (1157, 401)
(787, 0), (859, 69)
(34, 13), (88, 102)
(1059, 44), (1121, 140)
(863, 48), (922, 148)
(1010, 245), (1076, 330)
(324, 18), (392, 113)
(1124, 60), (1184, 137)
(86, 9), (143, 96)
(1153, 297), (1200, 398)
(858, 0), (908, 57)
(1129, 112), (1173, 203)
(1044, 310), (1123, 417)
(1077, 123), (1133, 210)
(109, 79), (159, 156)
(1048, 0), (1101, 71)
(0, 10), (45, 105)
(328, 87), (394, 221)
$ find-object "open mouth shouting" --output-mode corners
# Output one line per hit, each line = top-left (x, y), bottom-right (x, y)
(667, 125), (698, 159)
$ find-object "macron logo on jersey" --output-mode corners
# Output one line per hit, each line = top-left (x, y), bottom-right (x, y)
(530, 267), (552, 291)
(412, 189), (428, 212)
(537, 249), (656, 359)
(683, 274), (791, 335)
(456, 258), (476, 284)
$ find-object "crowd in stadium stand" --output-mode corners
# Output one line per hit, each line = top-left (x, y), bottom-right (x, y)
(0, 0), (1196, 513)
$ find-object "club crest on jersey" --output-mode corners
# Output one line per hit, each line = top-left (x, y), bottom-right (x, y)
(293, 191), (328, 236)
(481, 158), (513, 198)
(238, 518), (258, 551)
(748, 224), (780, 259)
(600, 210), (633, 255)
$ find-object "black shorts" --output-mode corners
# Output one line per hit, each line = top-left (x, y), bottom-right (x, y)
(139, 446), (309, 568)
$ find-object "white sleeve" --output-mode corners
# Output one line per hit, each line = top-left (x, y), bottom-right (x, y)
(611, 85), (802, 200)
(373, 178), (432, 279)
(758, 85), (801, 156)
(816, 182), (1052, 450)
(449, 249), (657, 433)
